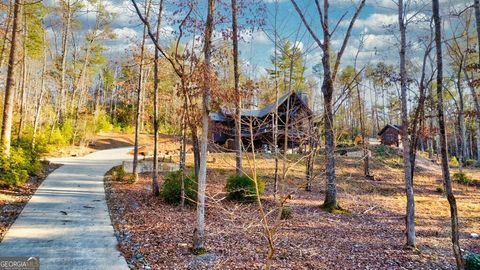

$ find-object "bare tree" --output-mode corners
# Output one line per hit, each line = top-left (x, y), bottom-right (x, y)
(433, 0), (464, 268)
(152, 0), (165, 196)
(192, 0), (215, 253)
(398, 0), (415, 248)
(133, 0), (152, 179)
(290, 0), (366, 211)
(231, 0), (243, 176)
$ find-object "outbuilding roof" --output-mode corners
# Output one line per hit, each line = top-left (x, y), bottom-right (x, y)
(377, 124), (402, 136)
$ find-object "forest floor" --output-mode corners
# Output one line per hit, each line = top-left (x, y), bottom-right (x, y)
(0, 161), (61, 242)
(104, 137), (480, 270)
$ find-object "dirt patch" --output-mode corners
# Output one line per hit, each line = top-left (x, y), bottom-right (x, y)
(105, 147), (480, 269)
(0, 162), (61, 242)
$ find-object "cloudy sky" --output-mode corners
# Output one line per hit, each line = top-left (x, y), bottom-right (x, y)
(47, 0), (472, 79)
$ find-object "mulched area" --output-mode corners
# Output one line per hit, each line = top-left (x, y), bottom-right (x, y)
(0, 162), (61, 242)
(104, 155), (480, 270)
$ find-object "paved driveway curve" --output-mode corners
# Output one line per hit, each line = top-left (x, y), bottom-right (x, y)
(0, 147), (132, 270)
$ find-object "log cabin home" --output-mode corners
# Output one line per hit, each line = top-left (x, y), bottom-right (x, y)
(209, 92), (316, 151)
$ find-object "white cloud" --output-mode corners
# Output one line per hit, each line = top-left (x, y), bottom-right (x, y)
(240, 29), (271, 45)
(113, 27), (138, 40)
(294, 41), (304, 51)
(347, 13), (398, 33)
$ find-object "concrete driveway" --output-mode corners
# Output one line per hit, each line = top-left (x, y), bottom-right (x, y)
(0, 147), (132, 270)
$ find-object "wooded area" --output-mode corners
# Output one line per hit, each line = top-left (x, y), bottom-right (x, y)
(0, 0), (480, 269)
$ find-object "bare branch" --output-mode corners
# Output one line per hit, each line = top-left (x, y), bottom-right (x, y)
(332, 0), (366, 81)
(289, 0), (324, 49)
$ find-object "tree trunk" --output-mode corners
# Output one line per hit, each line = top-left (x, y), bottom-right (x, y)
(456, 59), (466, 175)
(290, 0), (365, 209)
(428, 115), (434, 160)
(32, 35), (47, 149)
(1, 0), (21, 156)
(398, 0), (415, 248)
(433, 1), (464, 268)
(321, 1), (338, 210)
(152, 0), (164, 196)
(231, 0), (242, 176)
(58, 0), (71, 125)
(0, 0), (13, 71)
(193, 0), (215, 253)
(272, 2), (279, 195)
(17, 8), (27, 141)
(306, 121), (318, 191)
(356, 84), (370, 177)
(473, 0), (480, 163)
(133, 0), (151, 178)
(180, 95), (187, 208)
(191, 129), (200, 177)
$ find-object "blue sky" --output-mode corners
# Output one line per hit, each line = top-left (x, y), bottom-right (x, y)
(45, 0), (472, 79)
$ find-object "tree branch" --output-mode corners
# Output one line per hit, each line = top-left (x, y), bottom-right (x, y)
(289, 0), (324, 49)
(332, 0), (366, 82)
(130, 0), (183, 77)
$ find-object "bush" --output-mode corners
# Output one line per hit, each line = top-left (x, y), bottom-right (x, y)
(453, 172), (471, 184)
(226, 175), (265, 202)
(125, 173), (136, 184)
(108, 165), (126, 181)
(435, 186), (444, 193)
(160, 171), (196, 205)
(373, 145), (396, 158)
(465, 159), (477, 167)
(280, 205), (293, 220)
(465, 252), (480, 270)
(94, 110), (114, 133)
(450, 156), (459, 167)
(122, 125), (135, 134)
(0, 146), (42, 187)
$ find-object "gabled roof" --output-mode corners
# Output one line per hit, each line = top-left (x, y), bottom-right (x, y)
(209, 112), (227, 122)
(377, 124), (401, 136)
(210, 91), (311, 121)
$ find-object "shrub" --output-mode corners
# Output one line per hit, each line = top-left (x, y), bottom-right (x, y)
(0, 146), (42, 187)
(122, 125), (135, 134)
(280, 205), (293, 220)
(465, 252), (480, 270)
(465, 159), (477, 167)
(450, 156), (459, 167)
(160, 171), (196, 205)
(373, 145), (395, 158)
(125, 173), (137, 184)
(452, 172), (471, 184)
(435, 186), (444, 193)
(94, 110), (114, 133)
(108, 165), (126, 181)
(226, 175), (265, 202)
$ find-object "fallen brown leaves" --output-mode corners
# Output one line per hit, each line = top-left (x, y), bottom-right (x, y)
(105, 152), (480, 270)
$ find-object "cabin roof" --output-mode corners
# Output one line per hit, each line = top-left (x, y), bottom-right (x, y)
(209, 112), (227, 122)
(377, 124), (401, 136)
(210, 91), (311, 121)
